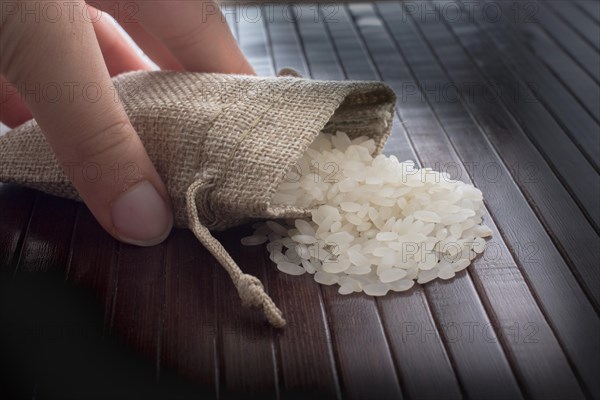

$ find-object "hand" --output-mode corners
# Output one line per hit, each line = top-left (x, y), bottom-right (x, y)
(0, 1), (254, 246)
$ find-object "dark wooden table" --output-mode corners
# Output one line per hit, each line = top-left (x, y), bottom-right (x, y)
(1, 1), (599, 399)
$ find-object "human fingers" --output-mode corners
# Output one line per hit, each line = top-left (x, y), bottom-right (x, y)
(0, 75), (33, 128)
(0, 1), (173, 246)
(125, 1), (254, 74)
(91, 8), (153, 76)
(95, 3), (183, 71)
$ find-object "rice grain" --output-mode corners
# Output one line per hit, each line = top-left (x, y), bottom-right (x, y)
(242, 132), (491, 296)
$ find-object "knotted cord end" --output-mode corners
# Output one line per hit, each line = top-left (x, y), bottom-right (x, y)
(236, 274), (286, 328)
(186, 180), (286, 329)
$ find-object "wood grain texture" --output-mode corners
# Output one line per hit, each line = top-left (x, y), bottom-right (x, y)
(265, 265), (342, 400)
(215, 228), (279, 400)
(410, 2), (600, 397)
(13, 193), (77, 275)
(349, 3), (526, 398)
(374, 3), (590, 398)
(327, 5), (511, 399)
(66, 205), (119, 328)
(238, 6), (274, 77)
(161, 229), (218, 397)
(546, 1), (600, 51)
(408, 0), (600, 309)
(0, 185), (36, 272)
(491, 0), (600, 157)
(475, 0), (600, 173)
(1, 2), (599, 399)
(575, 0), (600, 24)
(506, 1), (600, 122)
(109, 241), (166, 366)
(510, 3), (600, 117)
(431, 0), (600, 230)
(536, 1), (600, 83)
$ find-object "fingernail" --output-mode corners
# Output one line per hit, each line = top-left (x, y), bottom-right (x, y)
(111, 181), (173, 246)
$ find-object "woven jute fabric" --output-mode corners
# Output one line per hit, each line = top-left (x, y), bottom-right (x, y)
(0, 70), (396, 327)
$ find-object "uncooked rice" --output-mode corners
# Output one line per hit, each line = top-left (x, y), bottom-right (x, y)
(242, 131), (492, 296)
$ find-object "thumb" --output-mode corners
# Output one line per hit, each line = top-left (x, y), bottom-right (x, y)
(1, 2), (173, 246)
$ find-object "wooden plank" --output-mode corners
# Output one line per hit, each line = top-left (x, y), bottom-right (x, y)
(534, 1), (600, 83)
(463, 0), (600, 170)
(56, 197), (215, 398)
(214, 226), (278, 399)
(264, 5), (309, 75)
(5, 229), (200, 400)
(321, 5), (381, 81)
(294, 5), (345, 80)
(331, 3), (533, 398)
(440, 0), (600, 300)
(383, 0), (600, 310)
(377, 3), (592, 398)
(576, 0), (600, 24)
(435, 0), (600, 229)
(237, 5), (274, 76)
(0, 184), (36, 271)
(347, 4), (530, 398)
(0, 185), (37, 399)
(65, 205), (119, 328)
(322, 6), (464, 400)
(546, 0), (600, 51)
(161, 229), (218, 397)
(4, 194), (75, 398)
(1, 191), (197, 397)
(501, 1), (600, 121)
(1, 244), (113, 399)
(108, 240), (166, 372)
(267, 7), (404, 400)
(400, 1), (600, 397)
(13, 193), (77, 274)
(264, 254), (342, 400)
(319, 287), (405, 400)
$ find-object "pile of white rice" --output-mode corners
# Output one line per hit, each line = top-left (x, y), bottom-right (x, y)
(242, 131), (491, 296)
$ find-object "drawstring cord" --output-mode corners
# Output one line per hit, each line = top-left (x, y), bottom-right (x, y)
(183, 70), (303, 328)
(186, 178), (286, 328)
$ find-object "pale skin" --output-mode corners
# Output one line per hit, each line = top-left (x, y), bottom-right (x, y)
(0, 0), (254, 245)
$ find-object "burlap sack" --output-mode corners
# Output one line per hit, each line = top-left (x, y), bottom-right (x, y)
(0, 70), (395, 327)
